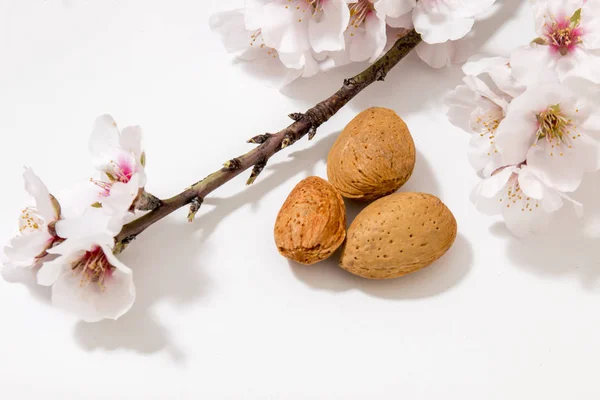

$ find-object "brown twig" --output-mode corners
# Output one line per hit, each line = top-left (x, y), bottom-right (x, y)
(114, 30), (422, 248)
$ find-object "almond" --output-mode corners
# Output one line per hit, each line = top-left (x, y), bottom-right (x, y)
(340, 192), (457, 279)
(274, 176), (346, 265)
(327, 107), (416, 201)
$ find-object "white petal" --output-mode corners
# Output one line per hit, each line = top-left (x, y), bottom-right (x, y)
(375, 0), (416, 19)
(413, 1), (474, 44)
(4, 230), (52, 266)
(260, 2), (311, 53)
(210, 10), (255, 54)
(54, 208), (121, 242)
(415, 41), (452, 68)
(119, 126), (143, 160)
(51, 266), (135, 322)
(37, 256), (72, 286)
(309, 0), (348, 53)
(102, 173), (140, 218)
(90, 114), (120, 163)
(23, 168), (58, 222)
(510, 45), (560, 85)
(347, 12), (387, 62)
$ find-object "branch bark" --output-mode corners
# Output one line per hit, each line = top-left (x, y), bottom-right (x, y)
(115, 29), (422, 247)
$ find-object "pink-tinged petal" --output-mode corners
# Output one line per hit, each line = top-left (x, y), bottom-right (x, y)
(102, 173), (140, 218)
(51, 266), (135, 322)
(309, 0), (348, 53)
(23, 168), (58, 222)
(4, 230), (53, 266)
(90, 114), (120, 162)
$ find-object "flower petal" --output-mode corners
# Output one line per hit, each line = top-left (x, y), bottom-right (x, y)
(23, 168), (58, 222)
(90, 114), (120, 165)
(51, 266), (135, 322)
(4, 230), (52, 266)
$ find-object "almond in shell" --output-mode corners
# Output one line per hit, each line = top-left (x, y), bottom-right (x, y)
(274, 176), (346, 265)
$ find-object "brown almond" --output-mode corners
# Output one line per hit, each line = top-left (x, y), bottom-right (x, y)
(340, 192), (457, 279)
(274, 176), (346, 265)
(327, 107), (416, 201)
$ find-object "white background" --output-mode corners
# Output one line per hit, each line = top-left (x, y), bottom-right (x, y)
(1, 0), (600, 398)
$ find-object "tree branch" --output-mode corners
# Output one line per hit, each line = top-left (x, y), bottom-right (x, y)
(115, 29), (422, 247)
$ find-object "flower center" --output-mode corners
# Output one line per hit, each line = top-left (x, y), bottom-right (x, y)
(349, 0), (374, 28)
(543, 10), (583, 56)
(476, 111), (502, 157)
(91, 157), (135, 196)
(19, 207), (44, 233)
(498, 173), (539, 213)
(535, 104), (579, 156)
(72, 246), (114, 290)
(249, 29), (277, 58)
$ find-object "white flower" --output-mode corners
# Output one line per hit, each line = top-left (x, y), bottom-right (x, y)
(35, 175), (140, 322)
(246, 0), (350, 55)
(387, 0), (498, 68)
(494, 79), (600, 192)
(37, 234), (135, 323)
(413, 0), (496, 44)
(89, 114), (147, 199)
(4, 168), (61, 267)
(338, 0), (387, 63)
(446, 57), (524, 175)
(471, 165), (582, 237)
(511, 0), (600, 84)
(210, 9), (320, 85)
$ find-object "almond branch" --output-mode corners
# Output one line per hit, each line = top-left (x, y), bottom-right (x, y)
(114, 30), (422, 248)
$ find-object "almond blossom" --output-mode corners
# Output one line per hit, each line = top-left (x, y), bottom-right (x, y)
(388, 0), (498, 68)
(89, 114), (147, 202)
(35, 176), (140, 322)
(4, 168), (62, 267)
(246, 0), (350, 55)
(37, 222), (135, 323)
(471, 165), (582, 237)
(340, 0), (387, 63)
(511, 0), (600, 84)
(210, 9), (320, 85)
(446, 57), (524, 176)
(494, 78), (600, 192)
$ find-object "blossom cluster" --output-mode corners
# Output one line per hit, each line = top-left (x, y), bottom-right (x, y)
(210, 0), (498, 84)
(447, 0), (600, 237)
(3, 116), (146, 322)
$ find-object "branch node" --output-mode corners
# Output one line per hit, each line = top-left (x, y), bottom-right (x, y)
(375, 67), (387, 82)
(281, 134), (295, 149)
(288, 113), (304, 121)
(308, 126), (318, 140)
(188, 197), (204, 222)
(247, 133), (272, 144)
(223, 158), (242, 171)
(246, 159), (267, 185)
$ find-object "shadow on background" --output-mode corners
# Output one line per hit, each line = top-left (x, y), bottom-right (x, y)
(494, 177), (600, 289)
(72, 132), (339, 357)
